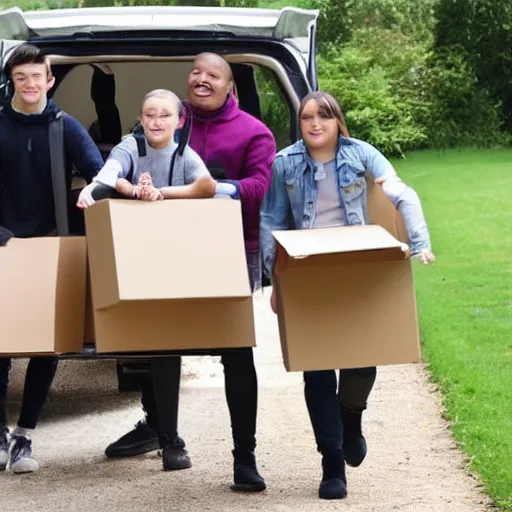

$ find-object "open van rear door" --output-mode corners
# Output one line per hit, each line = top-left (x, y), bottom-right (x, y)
(22, 6), (320, 90)
(273, 8), (319, 90)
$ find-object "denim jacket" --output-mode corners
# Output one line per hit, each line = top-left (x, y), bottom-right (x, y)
(260, 136), (431, 278)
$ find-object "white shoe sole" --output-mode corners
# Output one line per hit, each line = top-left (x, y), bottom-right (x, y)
(11, 457), (39, 474)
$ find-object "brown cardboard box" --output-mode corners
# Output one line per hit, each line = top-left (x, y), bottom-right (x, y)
(83, 266), (95, 345)
(85, 199), (256, 353)
(273, 225), (420, 371)
(367, 177), (408, 243)
(0, 237), (87, 355)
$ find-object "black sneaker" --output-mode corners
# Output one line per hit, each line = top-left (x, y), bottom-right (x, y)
(0, 428), (9, 471)
(341, 407), (367, 467)
(231, 449), (266, 492)
(162, 436), (192, 471)
(319, 449), (347, 500)
(9, 436), (39, 474)
(105, 420), (159, 458)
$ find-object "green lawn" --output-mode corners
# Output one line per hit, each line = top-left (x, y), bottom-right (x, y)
(391, 148), (512, 510)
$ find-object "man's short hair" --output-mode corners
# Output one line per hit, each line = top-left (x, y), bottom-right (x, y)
(5, 44), (52, 79)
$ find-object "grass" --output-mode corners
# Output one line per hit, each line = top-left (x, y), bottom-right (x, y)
(391, 148), (512, 510)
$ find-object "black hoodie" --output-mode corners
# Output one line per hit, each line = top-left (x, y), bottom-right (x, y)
(0, 100), (103, 237)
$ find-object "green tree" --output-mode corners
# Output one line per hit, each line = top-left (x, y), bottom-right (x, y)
(434, 0), (512, 129)
(298, 0), (438, 47)
(420, 48), (506, 148)
(318, 43), (428, 156)
(12, 0), (257, 8)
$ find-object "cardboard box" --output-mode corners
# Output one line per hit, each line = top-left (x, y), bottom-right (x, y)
(367, 177), (408, 243)
(85, 199), (256, 353)
(0, 237), (87, 355)
(273, 225), (420, 371)
(83, 266), (96, 345)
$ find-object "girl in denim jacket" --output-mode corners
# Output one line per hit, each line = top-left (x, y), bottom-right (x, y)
(260, 91), (435, 500)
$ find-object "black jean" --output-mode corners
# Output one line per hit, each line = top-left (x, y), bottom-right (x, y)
(140, 253), (261, 450)
(0, 357), (59, 430)
(143, 348), (258, 451)
(304, 367), (376, 454)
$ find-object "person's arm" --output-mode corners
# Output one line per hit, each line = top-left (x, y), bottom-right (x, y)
(77, 137), (135, 208)
(158, 146), (215, 199)
(115, 178), (138, 199)
(260, 155), (292, 281)
(237, 129), (277, 212)
(159, 176), (216, 200)
(90, 64), (122, 145)
(63, 114), (104, 183)
(357, 140), (434, 262)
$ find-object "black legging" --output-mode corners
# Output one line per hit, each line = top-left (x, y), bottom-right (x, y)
(0, 357), (59, 430)
(142, 348), (258, 451)
(338, 367), (377, 410)
(305, 366), (377, 453)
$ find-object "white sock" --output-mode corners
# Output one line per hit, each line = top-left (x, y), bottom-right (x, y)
(13, 426), (33, 439)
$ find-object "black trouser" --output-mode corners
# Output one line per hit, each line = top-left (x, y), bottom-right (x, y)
(304, 367), (376, 453)
(140, 253), (261, 451)
(141, 348), (258, 451)
(0, 357), (59, 430)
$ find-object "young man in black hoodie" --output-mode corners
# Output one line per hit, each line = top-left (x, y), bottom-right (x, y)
(0, 44), (104, 474)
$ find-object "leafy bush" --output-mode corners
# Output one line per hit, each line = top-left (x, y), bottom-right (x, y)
(5, 0), (82, 9)
(421, 49), (507, 148)
(434, 0), (512, 130)
(299, 0), (438, 47)
(348, 27), (430, 127)
(11, 0), (257, 8)
(318, 41), (427, 156)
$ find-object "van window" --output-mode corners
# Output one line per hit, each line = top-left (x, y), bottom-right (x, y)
(52, 60), (295, 150)
(254, 67), (293, 150)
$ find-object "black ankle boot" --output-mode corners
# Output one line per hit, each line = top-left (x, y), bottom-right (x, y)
(162, 436), (192, 471)
(231, 448), (266, 492)
(341, 406), (367, 467)
(319, 449), (347, 500)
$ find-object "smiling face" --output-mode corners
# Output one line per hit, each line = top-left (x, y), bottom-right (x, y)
(187, 53), (233, 112)
(299, 99), (340, 152)
(11, 62), (54, 111)
(140, 93), (180, 149)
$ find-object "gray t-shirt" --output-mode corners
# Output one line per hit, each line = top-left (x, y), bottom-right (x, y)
(94, 135), (210, 188)
(313, 159), (346, 228)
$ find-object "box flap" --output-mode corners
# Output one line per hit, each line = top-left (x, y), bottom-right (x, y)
(367, 178), (408, 243)
(273, 224), (405, 260)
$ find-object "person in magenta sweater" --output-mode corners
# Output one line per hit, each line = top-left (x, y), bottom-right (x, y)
(186, 86), (273, 255)
(105, 53), (276, 493)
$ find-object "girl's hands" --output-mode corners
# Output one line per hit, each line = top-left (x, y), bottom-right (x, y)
(76, 182), (98, 209)
(413, 249), (436, 265)
(401, 243), (436, 265)
(138, 185), (163, 201)
(136, 172), (163, 201)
